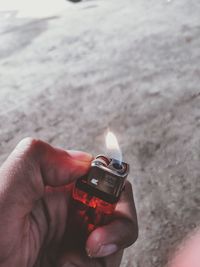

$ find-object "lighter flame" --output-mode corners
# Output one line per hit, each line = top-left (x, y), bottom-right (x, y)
(106, 131), (120, 151)
(105, 131), (122, 162)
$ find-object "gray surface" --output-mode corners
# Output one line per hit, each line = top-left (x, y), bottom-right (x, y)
(0, 0), (200, 266)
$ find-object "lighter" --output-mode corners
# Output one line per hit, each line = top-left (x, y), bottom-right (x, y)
(70, 132), (129, 236)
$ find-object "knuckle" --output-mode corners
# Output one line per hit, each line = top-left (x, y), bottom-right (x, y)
(120, 219), (138, 248)
(16, 137), (46, 159)
(125, 180), (133, 192)
(128, 220), (139, 246)
(133, 222), (139, 242)
(18, 137), (37, 148)
(116, 219), (138, 249)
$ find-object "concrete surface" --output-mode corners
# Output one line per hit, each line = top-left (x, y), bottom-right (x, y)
(0, 0), (200, 266)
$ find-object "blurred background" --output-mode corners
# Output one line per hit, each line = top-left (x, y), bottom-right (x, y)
(0, 0), (200, 266)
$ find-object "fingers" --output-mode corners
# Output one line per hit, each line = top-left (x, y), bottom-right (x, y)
(0, 137), (92, 215)
(85, 181), (138, 258)
(15, 138), (92, 186)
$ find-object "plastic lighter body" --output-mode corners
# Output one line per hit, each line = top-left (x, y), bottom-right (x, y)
(71, 155), (129, 235)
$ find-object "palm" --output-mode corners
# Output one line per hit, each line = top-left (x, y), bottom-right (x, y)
(27, 187), (117, 267)
(27, 187), (70, 267)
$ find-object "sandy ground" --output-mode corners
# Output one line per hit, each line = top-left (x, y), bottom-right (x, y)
(0, 0), (200, 266)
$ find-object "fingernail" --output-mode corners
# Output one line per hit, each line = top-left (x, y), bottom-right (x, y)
(67, 150), (93, 162)
(88, 244), (118, 258)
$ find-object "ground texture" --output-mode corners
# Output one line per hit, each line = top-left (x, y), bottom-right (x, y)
(0, 0), (200, 266)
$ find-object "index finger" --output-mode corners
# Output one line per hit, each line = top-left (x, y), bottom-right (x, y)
(86, 181), (138, 258)
(0, 138), (92, 216)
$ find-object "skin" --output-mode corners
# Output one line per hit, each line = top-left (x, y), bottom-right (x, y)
(0, 138), (138, 267)
(168, 230), (200, 267)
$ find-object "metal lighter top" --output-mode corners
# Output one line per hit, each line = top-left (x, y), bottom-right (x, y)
(75, 155), (129, 204)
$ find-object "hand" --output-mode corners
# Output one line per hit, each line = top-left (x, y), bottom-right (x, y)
(0, 138), (138, 267)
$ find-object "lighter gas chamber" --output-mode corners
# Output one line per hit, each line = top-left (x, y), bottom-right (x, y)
(72, 155), (129, 232)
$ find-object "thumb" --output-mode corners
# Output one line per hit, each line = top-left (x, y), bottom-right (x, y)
(0, 138), (92, 217)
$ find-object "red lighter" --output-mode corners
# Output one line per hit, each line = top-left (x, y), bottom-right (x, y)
(71, 154), (129, 237)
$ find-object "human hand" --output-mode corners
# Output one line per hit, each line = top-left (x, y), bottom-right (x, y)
(0, 138), (138, 267)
